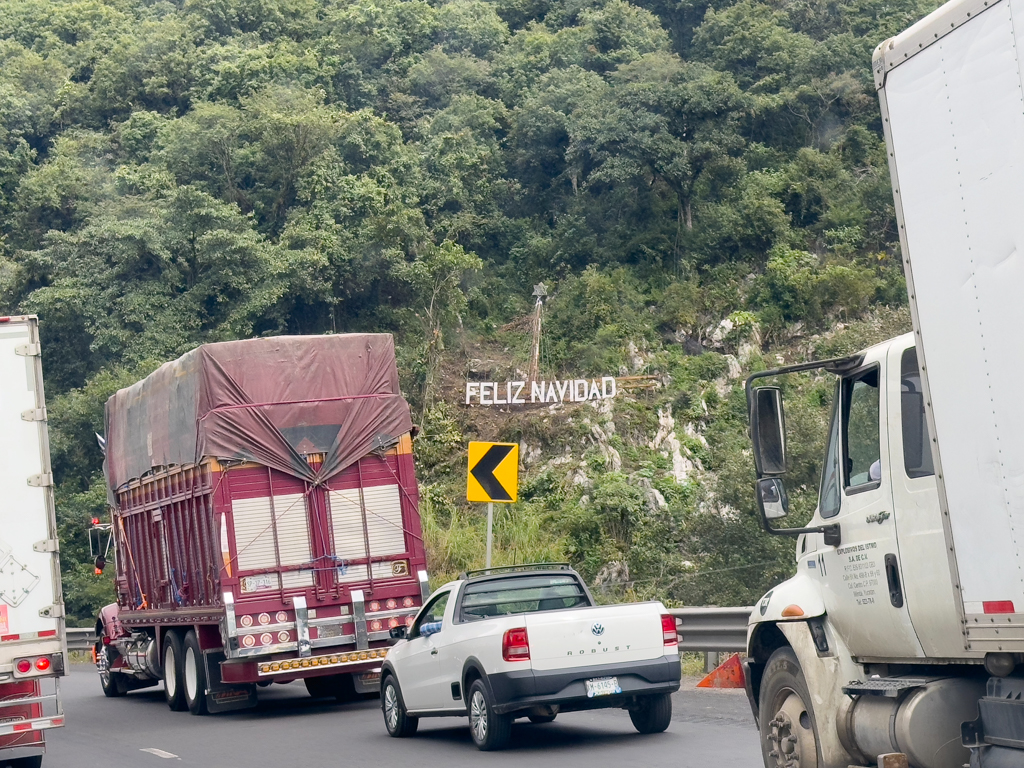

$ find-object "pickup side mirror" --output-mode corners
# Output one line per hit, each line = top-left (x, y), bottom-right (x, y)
(756, 477), (789, 520)
(751, 386), (787, 476)
(389, 625), (408, 641)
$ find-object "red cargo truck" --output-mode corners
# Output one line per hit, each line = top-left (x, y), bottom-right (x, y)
(93, 334), (430, 714)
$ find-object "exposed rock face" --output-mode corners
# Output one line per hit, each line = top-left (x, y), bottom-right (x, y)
(637, 477), (668, 512)
(650, 405), (701, 484)
(585, 397), (621, 471)
(594, 560), (630, 587)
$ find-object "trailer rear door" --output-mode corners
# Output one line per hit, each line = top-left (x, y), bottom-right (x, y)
(877, 0), (1024, 650)
(0, 317), (64, 652)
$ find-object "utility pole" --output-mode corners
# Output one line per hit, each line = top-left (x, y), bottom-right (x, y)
(528, 283), (546, 386)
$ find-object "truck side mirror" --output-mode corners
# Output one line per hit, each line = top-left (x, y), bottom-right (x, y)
(751, 386), (787, 476)
(756, 478), (790, 520)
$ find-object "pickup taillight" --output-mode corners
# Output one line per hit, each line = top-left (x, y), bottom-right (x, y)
(502, 627), (530, 661)
(661, 614), (677, 646)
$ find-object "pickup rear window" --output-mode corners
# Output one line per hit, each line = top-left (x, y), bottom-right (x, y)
(458, 575), (591, 622)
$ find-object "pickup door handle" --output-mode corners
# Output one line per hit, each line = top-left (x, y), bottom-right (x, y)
(430, 648), (438, 656)
(885, 553), (904, 609)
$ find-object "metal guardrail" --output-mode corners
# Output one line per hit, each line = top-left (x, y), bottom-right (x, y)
(68, 607), (753, 655)
(668, 606), (752, 653)
(67, 627), (94, 652)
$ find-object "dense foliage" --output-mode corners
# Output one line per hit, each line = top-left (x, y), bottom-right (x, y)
(0, 0), (931, 622)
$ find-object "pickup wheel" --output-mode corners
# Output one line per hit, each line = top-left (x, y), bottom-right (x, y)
(382, 675), (418, 737)
(468, 679), (512, 751)
(759, 647), (820, 768)
(182, 630), (209, 716)
(162, 631), (187, 711)
(629, 693), (672, 734)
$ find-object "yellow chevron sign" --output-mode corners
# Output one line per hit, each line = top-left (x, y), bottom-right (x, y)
(467, 442), (519, 503)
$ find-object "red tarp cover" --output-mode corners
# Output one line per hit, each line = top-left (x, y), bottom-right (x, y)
(104, 334), (413, 495)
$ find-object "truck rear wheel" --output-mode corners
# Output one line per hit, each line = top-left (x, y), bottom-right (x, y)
(163, 631), (187, 711)
(182, 630), (208, 716)
(304, 673), (356, 701)
(759, 647), (820, 768)
(629, 693), (672, 734)
(468, 678), (512, 751)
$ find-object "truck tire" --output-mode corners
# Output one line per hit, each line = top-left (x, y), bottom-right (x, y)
(304, 675), (333, 699)
(467, 678), (512, 751)
(629, 693), (672, 734)
(98, 644), (128, 698)
(163, 631), (187, 712)
(382, 674), (418, 737)
(306, 673), (358, 702)
(759, 647), (821, 768)
(182, 630), (208, 716)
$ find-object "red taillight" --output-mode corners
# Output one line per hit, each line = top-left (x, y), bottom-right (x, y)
(16, 659), (31, 674)
(661, 614), (677, 646)
(35, 656), (51, 672)
(102, 636), (111, 645)
(984, 601), (1016, 614)
(502, 627), (530, 661)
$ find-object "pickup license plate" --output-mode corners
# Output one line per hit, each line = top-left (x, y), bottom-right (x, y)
(586, 677), (621, 698)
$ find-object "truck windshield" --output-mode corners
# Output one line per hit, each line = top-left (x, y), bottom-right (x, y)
(459, 575), (590, 622)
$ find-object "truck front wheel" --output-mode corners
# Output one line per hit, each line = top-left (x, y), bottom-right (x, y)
(182, 630), (209, 716)
(163, 631), (187, 711)
(759, 647), (820, 768)
(97, 643), (128, 698)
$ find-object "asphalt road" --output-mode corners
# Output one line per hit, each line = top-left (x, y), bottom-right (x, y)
(42, 666), (762, 767)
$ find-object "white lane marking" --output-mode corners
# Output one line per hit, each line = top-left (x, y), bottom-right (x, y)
(140, 748), (179, 759)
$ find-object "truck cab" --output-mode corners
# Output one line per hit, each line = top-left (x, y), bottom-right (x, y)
(743, 333), (991, 768)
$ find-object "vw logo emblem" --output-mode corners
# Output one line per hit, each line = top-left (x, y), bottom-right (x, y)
(591, 622), (605, 637)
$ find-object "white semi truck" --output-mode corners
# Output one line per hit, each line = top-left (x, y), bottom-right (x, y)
(0, 316), (66, 767)
(743, 0), (1024, 764)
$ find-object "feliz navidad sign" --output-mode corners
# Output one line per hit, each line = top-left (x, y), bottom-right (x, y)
(465, 377), (618, 406)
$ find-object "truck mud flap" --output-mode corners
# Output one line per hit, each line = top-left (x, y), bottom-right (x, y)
(963, 677), (1024, 768)
(203, 650), (257, 714)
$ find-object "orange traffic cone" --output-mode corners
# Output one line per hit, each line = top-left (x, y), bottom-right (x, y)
(696, 654), (745, 689)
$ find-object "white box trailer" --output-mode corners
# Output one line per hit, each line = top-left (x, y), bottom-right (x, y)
(875, 0), (1024, 649)
(0, 316), (66, 765)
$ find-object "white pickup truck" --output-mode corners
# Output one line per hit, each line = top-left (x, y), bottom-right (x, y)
(379, 564), (681, 750)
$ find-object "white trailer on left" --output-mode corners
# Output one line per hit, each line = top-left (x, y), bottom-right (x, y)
(0, 315), (66, 767)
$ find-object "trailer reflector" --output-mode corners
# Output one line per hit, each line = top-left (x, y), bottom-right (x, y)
(983, 601), (1016, 614)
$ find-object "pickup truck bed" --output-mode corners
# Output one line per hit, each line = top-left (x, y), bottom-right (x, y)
(380, 565), (681, 750)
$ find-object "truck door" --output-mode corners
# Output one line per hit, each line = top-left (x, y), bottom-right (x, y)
(816, 359), (924, 658)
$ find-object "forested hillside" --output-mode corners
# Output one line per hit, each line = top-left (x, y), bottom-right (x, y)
(0, 0), (932, 623)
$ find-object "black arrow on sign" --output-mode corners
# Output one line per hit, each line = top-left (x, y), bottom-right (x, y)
(471, 444), (514, 501)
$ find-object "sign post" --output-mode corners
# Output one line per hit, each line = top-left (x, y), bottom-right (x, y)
(467, 442), (519, 568)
